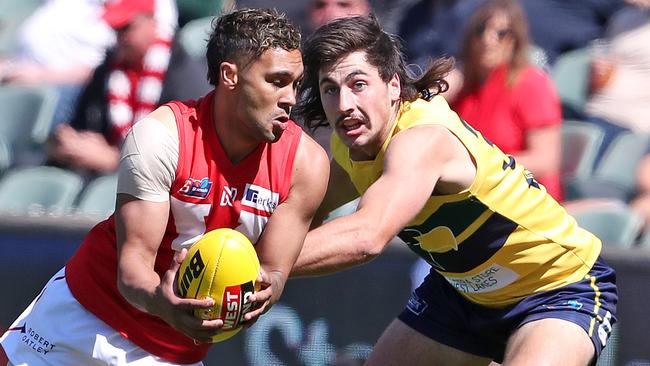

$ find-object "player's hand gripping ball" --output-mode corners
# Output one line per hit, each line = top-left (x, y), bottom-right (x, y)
(177, 228), (260, 342)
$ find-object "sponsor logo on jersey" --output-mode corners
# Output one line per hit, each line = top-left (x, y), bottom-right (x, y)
(220, 281), (256, 330)
(242, 184), (279, 212)
(444, 264), (518, 294)
(179, 177), (213, 199)
(220, 186), (238, 206)
(544, 299), (584, 311)
(406, 292), (428, 315)
(9, 323), (57, 355)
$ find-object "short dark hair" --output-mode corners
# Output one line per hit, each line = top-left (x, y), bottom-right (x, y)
(206, 8), (301, 86)
(297, 14), (453, 131)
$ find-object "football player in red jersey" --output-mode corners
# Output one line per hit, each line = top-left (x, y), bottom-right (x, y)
(1, 8), (328, 366)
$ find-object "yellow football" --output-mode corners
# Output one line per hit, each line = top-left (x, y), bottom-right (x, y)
(177, 228), (260, 343)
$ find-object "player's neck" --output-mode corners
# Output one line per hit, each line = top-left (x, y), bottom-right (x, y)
(212, 93), (260, 165)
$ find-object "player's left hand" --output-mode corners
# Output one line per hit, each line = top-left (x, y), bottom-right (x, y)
(241, 268), (284, 326)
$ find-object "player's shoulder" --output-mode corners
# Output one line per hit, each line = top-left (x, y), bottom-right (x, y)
(293, 129), (329, 179)
(389, 122), (467, 172)
(297, 129), (328, 163)
(141, 106), (178, 136)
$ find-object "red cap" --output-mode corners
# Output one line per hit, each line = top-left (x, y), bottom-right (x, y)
(102, 0), (155, 29)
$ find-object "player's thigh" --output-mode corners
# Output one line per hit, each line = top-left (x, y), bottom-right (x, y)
(365, 319), (492, 366)
(502, 318), (594, 366)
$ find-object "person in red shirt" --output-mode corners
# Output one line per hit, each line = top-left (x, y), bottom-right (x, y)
(450, 0), (563, 201)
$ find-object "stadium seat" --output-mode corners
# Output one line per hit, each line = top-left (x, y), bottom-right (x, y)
(551, 47), (591, 115)
(176, 16), (214, 59)
(594, 132), (650, 190)
(572, 203), (642, 248)
(561, 120), (606, 200)
(637, 227), (650, 248)
(0, 166), (83, 215)
(0, 136), (11, 174)
(561, 120), (604, 180)
(76, 174), (118, 218)
(567, 132), (650, 201)
(0, 85), (59, 158)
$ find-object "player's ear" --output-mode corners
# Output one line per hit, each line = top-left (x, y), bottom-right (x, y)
(220, 61), (238, 89)
(388, 73), (400, 101)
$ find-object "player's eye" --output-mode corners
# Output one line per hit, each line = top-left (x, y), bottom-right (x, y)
(352, 81), (367, 91)
(321, 85), (338, 95)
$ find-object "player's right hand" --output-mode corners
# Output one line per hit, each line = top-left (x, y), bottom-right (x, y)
(150, 248), (225, 343)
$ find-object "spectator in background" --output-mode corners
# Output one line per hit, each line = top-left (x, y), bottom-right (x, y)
(450, 0), (564, 201)
(581, 0), (650, 162)
(307, 0), (370, 34)
(46, 0), (211, 177)
(303, 0), (372, 155)
(369, 0), (421, 34)
(398, 0), (482, 68)
(0, 0), (113, 86)
(520, 0), (623, 64)
(0, 0), (115, 124)
(0, 0), (178, 125)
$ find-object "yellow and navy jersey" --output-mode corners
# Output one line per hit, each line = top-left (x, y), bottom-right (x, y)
(331, 96), (602, 307)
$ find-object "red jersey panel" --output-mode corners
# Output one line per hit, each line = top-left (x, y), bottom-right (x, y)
(66, 91), (302, 363)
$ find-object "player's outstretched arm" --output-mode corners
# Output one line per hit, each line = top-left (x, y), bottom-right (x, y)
(246, 132), (329, 319)
(292, 125), (464, 277)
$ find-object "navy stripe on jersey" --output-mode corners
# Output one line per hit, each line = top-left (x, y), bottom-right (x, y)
(399, 197), (488, 238)
(400, 208), (518, 273)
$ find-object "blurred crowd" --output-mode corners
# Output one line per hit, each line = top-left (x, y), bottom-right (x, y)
(0, 0), (649, 247)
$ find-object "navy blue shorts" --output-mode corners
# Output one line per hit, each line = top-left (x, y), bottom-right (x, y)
(398, 257), (617, 363)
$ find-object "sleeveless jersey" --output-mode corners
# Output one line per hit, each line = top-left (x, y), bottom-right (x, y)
(66, 91), (302, 363)
(331, 96), (601, 307)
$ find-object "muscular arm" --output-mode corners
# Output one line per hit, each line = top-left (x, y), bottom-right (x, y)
(115, 194), (171, 313)
(114, 107), (219, 341)
(115, 194), (219, 339)
(292, 125), (472, 277)
(248, 133), (329, 307)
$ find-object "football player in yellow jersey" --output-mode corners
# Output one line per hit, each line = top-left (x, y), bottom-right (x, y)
(291, 14), (617, 366)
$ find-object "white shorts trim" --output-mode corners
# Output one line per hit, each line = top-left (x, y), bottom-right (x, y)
(0, 267), (202, 366)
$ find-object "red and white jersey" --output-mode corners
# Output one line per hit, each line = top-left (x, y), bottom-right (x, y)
(66, 91), (302, 363)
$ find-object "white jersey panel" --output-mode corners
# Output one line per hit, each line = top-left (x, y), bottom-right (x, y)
(117, 117), (179, 202)
(169, 196), (211, 250)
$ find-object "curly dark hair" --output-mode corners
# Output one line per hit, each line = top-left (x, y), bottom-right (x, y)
(206, 8), (301, 86)
(296, 14), (453, 131)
